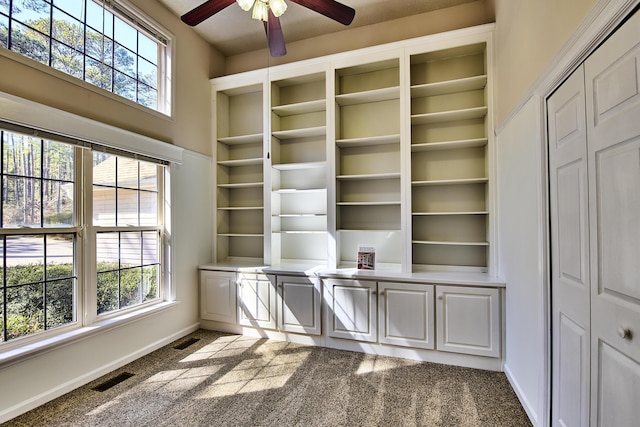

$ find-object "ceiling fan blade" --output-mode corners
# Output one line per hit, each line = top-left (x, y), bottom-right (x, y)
(264, 11), (287, 57)
(289, 0), (355, 25)
(181, 0), (235, 26)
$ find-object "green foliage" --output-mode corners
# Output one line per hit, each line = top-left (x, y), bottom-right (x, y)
(1, 262), (158, 342)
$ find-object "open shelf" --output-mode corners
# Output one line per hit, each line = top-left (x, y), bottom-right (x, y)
(272, 99), (326, 116)
(272, 126), (326, 140)
(411, 106), (488, 125)
(335, 86), (400, 106)
(411, 75), (487, 97)
(411, 138), (488, 152)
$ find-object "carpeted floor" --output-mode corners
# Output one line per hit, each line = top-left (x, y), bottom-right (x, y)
(6, 329), (532, 426)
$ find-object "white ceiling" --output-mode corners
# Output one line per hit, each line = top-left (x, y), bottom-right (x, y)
(159, 0), (478, 56)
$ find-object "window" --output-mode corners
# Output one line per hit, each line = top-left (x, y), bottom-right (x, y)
(0, 0), (170, 113)
(92, 154), (162, 315)
(0, 129), (167, 344)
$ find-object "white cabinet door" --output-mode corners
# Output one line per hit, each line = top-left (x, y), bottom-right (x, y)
(277, 275), (322, 335)
(325, 279), (377, 342)
(238, 273), (277, 329)
(585, 10), (640, 425)
(436, 286), (500, 357)
(378, 282), (434, 349)
(200, 270), (237, 323)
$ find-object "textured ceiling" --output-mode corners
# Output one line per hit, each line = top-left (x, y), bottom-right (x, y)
(159, 0), (479, 56)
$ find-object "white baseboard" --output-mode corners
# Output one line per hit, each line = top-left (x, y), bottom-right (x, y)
(0, 322), (200, 424)
(504, 363), (539, 427)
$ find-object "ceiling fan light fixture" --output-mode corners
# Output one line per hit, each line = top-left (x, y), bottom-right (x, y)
(269, 0), (287, 17)
(252, 0), (269, 21)
(236, 0), (255, 11)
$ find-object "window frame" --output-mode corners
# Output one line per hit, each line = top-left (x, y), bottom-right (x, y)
(84, 152), (166, 323)
(0, 129), (172, 351)
(0, 0), (174, 116)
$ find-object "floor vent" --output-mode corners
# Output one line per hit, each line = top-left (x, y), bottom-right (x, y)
(174, 337), (200, 350)
(92, 372), (135, 392)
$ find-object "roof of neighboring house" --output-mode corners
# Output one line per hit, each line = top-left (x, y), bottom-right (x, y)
(93, 155), (158, 189)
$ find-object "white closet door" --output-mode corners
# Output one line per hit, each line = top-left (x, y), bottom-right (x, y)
(585, 10), (640, 426)
(548, 65), (591, 427)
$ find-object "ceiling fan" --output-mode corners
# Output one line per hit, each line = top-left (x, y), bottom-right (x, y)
(181, 0), (356, 57)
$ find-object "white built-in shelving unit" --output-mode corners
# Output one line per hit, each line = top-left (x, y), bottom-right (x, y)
(269, 68), (329, 264)
(214, 75), (267, 264)
(334, 56), (403, 270)
(211, 26), (494, 274)
(408, 43), (490, 271)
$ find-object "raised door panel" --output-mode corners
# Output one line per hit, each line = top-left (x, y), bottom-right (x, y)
(547, 65), (591, 427)
(238, 273), (277, 329)
(585, 10), (640, 425)
(200, 270), (237, 323)
(435, 286), (500, 357)
(277, 275), (321, 335)
(325, 279), (377, 342)
(378, 282), (434, 349)
(596, 342), (640, 426)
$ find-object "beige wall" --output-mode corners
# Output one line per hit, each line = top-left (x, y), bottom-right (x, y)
(0, 0), (222, 156)
(225, 0), (496, 75)
(493, 0), (597, 126)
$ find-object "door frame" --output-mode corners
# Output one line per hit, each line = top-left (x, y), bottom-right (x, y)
(537, 1), (640, 426)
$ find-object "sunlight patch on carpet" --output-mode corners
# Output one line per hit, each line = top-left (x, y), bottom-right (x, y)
(197, 350), (311, 398)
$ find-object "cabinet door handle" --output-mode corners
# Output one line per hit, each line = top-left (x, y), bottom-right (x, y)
(437, 294), (444, 300)
(618, 326), (632, 340)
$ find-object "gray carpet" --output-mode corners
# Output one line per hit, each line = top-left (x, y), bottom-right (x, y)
(6, 329), (532, 426)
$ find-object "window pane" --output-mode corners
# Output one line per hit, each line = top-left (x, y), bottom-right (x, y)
(86, 0), (108, 34)
(114, 43), (135, 77)
(117, 188), (139, 226)
(119, 266), (141, 308)
(113, 70), (135, 102)
(113, 15), (135, 51)
(138, 32), (156, 65)
(0, 15), (8, 49)
(7, 283), (45, 339)
(120, 231), (141, 268)
(142, 231), (158, 265)
(43, 140), (74, 181)
(116, 157), (139, 189)
(45, 234), (74, 279)
(3, 133), (42, 177)
(12, 0), (51, 35)
(142, 265), (158, 302)
(86, 28), (113, 65)
(139, 190), (157, 226)
(13, 21), (51, 65)
(137, 84), (157, 110)
(93, 153), (115, 185)
(52, 7), (83, 51)
(93, 186), (115, 226)
(138, 57), (156, 88)
(43, 180), (73, 226)
(11, 21), (50, 64)
(45, 278), (75, 328)
(53, 0), (85, 21)
(1, 0), (8, 15)
(85, 56), (112, 90)
(52, 40), (83, 79)
(3, 177), (42, 227)
(6, 235), (44, 285)
(97, 270), (118, 314)
(96, 232), (119, 271)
